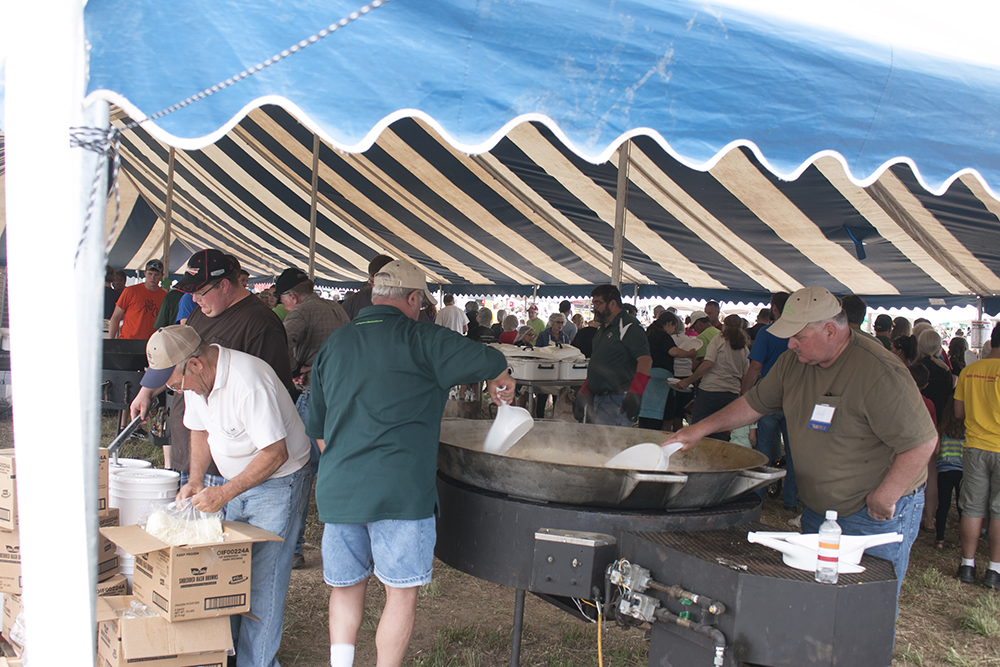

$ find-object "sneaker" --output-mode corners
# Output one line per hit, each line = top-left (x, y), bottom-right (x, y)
(984, 569), (1000, 589)
(787, 514), (802, 528)
(957, 564), (977, 584)
(291, 553), (306, 570)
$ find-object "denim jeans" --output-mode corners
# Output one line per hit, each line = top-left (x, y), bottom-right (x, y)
(691, 390), (739, 441)
(756, 411), (797, 507)
(592, 393), (631, 427)
(801, 485), (925, 599)
(293, 389), (320, 556)
(225, 465), (310, 667)
(179, 471), (228, 489)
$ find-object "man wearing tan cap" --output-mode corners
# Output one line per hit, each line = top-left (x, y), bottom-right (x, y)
(307, 260), (514, 667)
(665, 286), (937, 597)
(142, 325), (310, 667)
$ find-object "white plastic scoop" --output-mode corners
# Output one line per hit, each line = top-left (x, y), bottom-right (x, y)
(604, 442), (683, 471)
(482, 401), (534, 455)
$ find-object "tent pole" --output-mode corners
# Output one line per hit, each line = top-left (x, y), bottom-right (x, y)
(978, 296), (984, 321)
(163, 147), (176, 279)
(611, 140), (630, 289)
(308, 135), (320, 279)
(6, 0), (104, 662)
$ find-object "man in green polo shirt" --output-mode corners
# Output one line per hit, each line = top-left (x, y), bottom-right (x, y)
(307, 260), (513, 667)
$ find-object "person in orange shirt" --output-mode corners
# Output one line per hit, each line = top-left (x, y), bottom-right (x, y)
(108, 259), (167, 340)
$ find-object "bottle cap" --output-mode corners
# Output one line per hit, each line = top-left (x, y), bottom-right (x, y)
(825, 510), (838, 520)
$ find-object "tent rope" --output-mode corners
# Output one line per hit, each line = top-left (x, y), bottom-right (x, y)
(122, 0), (393, 131)
(69, 126), (123, 266)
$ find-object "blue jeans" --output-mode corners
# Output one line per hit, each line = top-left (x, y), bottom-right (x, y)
(225, 466), (310, 667)
(756, 411), (798, 507)
(691, 390), (739, 441)
(293, 389), (321, 556)
(592, 393), (631, 427)
(801, 485), (925, 598)
(179, 471), (228, 488)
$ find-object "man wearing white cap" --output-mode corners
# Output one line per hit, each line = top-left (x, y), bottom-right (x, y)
(142, 325), (310, 667)
(307, 260), (514, 667)
(664, 286), (937, 595)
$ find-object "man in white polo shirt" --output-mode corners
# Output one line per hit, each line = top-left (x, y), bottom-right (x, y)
(141, 325), (311, 667)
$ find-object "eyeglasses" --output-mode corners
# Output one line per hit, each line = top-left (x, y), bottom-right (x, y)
(592, 299), (605, 307)
(193, 282), (221, 300)
(166, 359), (190, 393)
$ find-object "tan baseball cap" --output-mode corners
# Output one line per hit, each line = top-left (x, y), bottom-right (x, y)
(689, 310), (709, 322)
(768, 286), (843, 339)
(373, 260), (438, 306)
(140, 325), (203, 388)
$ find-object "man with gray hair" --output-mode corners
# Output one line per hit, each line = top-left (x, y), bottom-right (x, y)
(307, 260), (515, 667)
(665, 286), (937, 597)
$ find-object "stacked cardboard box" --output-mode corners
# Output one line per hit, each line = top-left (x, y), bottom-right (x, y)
(96, 596), (232, 667)
(0, 452), (18, 599)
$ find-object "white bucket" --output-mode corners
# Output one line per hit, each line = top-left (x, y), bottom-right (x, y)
(109, 468), (180, 527)
(109, 458), (153, 471)
(117, 549), (135, 592)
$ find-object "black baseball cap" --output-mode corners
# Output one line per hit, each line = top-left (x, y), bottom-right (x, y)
(175, 250), (237, 293)
(273, 268), (309, 297)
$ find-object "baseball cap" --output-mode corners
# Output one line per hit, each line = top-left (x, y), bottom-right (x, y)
(873, 314), (893, 332)
(373, 260), (437, 306)
(175, 249), (237, 293)
(689, 310), (709, 322)
(273, 268), (309, 297)
(140, 325), (203, 389)
(144, 259), (164, 273)
(768, 286), (843, 339)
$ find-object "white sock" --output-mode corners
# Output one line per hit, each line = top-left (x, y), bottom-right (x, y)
(330, 644), (355, 667)
(962, 558), (976, 567)
(989, 561), (1000, 573)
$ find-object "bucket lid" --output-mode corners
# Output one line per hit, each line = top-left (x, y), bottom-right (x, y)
(109, 469), (180, 483)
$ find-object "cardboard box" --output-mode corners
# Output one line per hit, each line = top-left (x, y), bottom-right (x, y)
(0, 530), (19, 595)
(101, 521), (281, 622)
(0, 451), (16, 532)
(96, 596), (231, 667)
(1, 593), (22, 656)
(99, 447), (109, 513)
(98, 508), (121, 582)
(98, 573), (129, 597)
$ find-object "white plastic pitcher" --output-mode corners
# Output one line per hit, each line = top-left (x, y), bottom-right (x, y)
(483, 402), (534, 455)
(109, 468), (180, 527)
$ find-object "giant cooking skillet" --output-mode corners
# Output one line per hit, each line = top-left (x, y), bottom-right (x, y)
(438, 419), (783, 510)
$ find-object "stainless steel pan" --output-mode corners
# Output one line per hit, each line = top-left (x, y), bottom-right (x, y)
(438, 418), (783, 509)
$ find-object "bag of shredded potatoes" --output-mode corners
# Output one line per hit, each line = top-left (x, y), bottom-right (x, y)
(141, 500), (225, 545)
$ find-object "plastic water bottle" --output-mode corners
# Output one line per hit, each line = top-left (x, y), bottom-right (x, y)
(815, 510), (841, 584)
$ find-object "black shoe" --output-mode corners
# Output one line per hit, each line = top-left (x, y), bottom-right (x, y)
(984, 569), (1000, 589)
(958, 564), (977, 584)
(291, 553), (306, 570)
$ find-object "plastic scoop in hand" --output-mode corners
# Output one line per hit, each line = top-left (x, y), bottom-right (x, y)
(482, 399), (534, 455)
(605, 442), (681, 471)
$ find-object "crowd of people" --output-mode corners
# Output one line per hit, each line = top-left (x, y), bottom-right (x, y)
(115, 249), (999, 667)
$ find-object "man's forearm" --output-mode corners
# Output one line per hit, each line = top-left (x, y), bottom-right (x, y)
(222, 441), (288, 500)
(741, 362), (762, 395)
(188, 430), (213, 483)
(872, 436), (937, 506)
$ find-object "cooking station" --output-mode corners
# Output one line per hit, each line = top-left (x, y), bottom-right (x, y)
(436, 419), (898, 667)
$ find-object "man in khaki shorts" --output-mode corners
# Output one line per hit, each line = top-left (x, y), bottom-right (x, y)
(955, 323), (1000, 587)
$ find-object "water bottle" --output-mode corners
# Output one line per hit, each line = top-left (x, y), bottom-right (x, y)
(815, 510), (841, 584)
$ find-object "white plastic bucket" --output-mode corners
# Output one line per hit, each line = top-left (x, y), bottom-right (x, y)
(109, 468), (180, 527)
(117, 550), (135, 591)
(109, 458), (152, 471)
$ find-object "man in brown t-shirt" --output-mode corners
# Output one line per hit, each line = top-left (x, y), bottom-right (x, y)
(131, 250), (293, 484)
(664, 286), (936, 593)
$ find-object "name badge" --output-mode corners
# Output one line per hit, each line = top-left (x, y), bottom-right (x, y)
(808, 403), (835, 432)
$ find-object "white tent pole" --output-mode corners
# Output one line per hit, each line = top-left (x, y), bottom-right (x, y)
(308, 135), (320, 279)
(6, 0), (104, 663)
(611, 140), (630, 289)
(164, 147), (176, 275)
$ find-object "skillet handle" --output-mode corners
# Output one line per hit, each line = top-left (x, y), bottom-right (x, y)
(728, 466), (785, 497)
(618, 471), (689, 504)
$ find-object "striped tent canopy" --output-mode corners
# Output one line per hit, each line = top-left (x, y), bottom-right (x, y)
(97, 104), (1000, 310)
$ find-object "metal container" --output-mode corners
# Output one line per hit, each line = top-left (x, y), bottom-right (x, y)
(438, 418), (782, 510)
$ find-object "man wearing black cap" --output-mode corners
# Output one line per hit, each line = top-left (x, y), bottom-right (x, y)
(130, 249), (293, 489)
(874, 314), (894, 350)
(274, 267), (349, 568)
(341, 254), (394, 320)
(107, 259), (167, 340)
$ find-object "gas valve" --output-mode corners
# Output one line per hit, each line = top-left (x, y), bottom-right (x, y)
(618, 591), (660, 622)
(608, 562), (652, 593)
